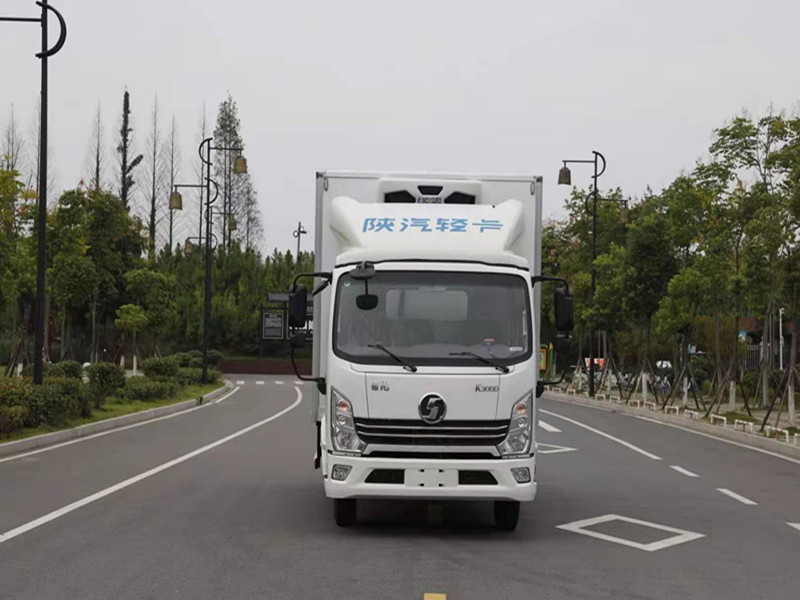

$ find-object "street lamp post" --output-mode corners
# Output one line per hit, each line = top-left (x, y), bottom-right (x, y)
(197, 138), (246, 383)
(1, 1), (67, 385)
(558, 151), (607, 397)
(292, 221), (307, 261)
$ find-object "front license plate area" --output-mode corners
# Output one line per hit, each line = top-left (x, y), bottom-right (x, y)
(405, 468), (458, 488)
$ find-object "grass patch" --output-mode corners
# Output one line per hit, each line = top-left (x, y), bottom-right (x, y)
(723, 411), (758, 423)
(0, 381), (223, 443)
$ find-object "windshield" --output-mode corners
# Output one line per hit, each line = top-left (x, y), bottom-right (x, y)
(333, 270), (532, 367)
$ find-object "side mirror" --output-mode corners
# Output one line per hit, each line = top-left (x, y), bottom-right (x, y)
(290, 331), (306, 349)
(289, 286), (308, 328)
(554, 287), (574, 333)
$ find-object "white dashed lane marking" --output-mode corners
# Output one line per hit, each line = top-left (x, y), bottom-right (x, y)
(235, 380), (245, 386)
(256, 381), (265, 386)
(275, 381), (285, 385)
(538, 420), (561, 433)
(788, 523), (800, 532)
(670, 465), (699, 478)
(717, 488), (757, 505)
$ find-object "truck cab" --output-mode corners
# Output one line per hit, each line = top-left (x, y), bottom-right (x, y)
(289, 172), (571, 530)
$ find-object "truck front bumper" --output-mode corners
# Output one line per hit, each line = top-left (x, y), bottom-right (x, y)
(323, 454), (536, 502)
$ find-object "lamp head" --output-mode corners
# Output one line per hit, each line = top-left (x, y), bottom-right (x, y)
(558, 165), (572, 186)
(169, 191), (183, 211)
(233, 155), (247, 174)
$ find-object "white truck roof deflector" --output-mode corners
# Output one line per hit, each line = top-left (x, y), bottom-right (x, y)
(329, 196), (528, 268)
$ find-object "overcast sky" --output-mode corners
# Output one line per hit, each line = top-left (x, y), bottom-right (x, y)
(2, 0), (799, 253)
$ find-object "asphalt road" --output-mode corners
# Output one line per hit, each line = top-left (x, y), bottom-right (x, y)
(2, 376), (799, 599)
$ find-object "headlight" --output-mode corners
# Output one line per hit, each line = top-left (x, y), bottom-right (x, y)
(331, 389), (366, 454)
(498, 394), (533, 457)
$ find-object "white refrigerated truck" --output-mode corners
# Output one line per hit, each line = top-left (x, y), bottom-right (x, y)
(288, 171), (572, 530)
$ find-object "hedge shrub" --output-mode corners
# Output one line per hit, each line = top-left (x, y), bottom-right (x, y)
(170, 352), (192, 367)
(86, 363), (126, 408)
(59, 360), (84, 379)
(122, 377), (179, 402)
(187, 350), (202, 360)
(174, 368), (222, 386)
(0, 405), (27, 434)
(142, 357), (179, 378)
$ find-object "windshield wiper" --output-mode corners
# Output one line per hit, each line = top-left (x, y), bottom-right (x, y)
(449, 351), (510, 373)
(367, 344), (417, 372)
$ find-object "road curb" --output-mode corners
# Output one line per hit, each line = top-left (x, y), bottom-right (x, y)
(0, 380), (233, 459)
(544, 390), (800, 461)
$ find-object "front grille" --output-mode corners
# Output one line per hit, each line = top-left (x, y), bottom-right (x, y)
(354, 418), (508, 447)
(365, 451), (498, 460)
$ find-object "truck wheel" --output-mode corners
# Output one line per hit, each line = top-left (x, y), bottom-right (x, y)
(334, 499), (357, 527)
(494, 501), (520, 531)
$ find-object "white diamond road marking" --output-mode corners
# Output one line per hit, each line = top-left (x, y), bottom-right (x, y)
(717, 488), (757, 505)
(256, 381), (265, 386)
(538, 420), (561, 433)
(788, 523), (800, 532)
(557, 514), (705, 552)
(275, 381), (285, 385)
(670, 465), (699, 478)
(235, 380), (245, 386)
(537, 443), (578, 455)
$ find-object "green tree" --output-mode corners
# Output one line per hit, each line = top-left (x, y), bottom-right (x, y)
(114, 303), (147, 360)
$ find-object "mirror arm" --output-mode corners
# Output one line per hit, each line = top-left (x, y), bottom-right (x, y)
(290, 343), (326, 393)
(312, 279), (330, 296)
(531, 274), (570, 293)
(291, 271), (332, 293)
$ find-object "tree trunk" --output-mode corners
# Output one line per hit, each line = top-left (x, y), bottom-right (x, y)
(90, 296), (98, 362)
(788, 325), (797, 426)
(714, 311), (722, 385)
(60, 310), (67, 361)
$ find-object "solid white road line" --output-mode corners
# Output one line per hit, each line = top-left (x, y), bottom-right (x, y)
(0, 387), (302, 545)
(540, 409), (662, 461)
(788, 523), (800, 532)
(256, 381), (265, 385)
(214, 386), (241, 404)
(538, 420), (561, 433)
(630, 414), (800, 467)
(0, 386), (240, 465)
(275, 381), (285, 385)
(717, 488), (758, 506)
(670, 465), (700, 478)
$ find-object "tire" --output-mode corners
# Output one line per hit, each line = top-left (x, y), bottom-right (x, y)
(494, 501), (520, 531)
(334, 499), (357, 527)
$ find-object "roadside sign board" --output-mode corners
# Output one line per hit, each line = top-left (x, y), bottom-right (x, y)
(261, 311), (285, 340)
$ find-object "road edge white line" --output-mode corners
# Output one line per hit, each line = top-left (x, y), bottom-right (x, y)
(628, 414), (800, 467)
(0, 386), (240, 465)
(0, 386), (301, 545)
(669, 465), (700, 478)
(540, 409), (661, 460)
(717, 488), (758, 505)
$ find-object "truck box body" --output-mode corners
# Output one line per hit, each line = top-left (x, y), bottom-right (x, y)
(308, 171), (544, 520)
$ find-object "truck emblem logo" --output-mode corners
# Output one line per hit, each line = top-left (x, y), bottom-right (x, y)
(475, 384), (499, 393)
(419, 394), (447, 425)
(371, 381), (390, 392)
